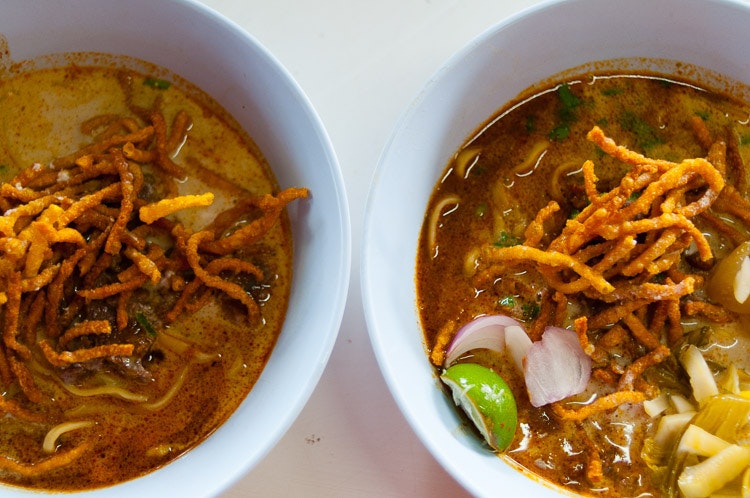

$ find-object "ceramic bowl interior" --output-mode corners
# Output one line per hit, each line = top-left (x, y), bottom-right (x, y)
(0, 0), (350, 496)
(362, 0), (750, 495)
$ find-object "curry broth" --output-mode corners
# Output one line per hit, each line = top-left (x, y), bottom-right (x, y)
(417, 74), (750, 496)
(0, 62), (295, 490)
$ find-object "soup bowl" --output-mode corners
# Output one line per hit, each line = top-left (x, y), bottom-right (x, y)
(361, 0), (750, 496)
(0, 0), (349, 496)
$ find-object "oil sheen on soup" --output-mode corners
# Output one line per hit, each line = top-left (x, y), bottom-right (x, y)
(0, 58), (307, 490)
(417, 72), (750, 497)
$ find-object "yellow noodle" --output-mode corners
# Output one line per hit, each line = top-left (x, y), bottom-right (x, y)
(453, 146), (481, 179)
(427, 195), (460, 255)
(142, 366), (188, 411)
(42, 421), (95, 453)
(60, 382), (147, 402)
(511, 140), (548, 177)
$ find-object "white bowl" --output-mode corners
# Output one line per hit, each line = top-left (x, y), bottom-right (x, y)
(0, 0), (350, 496)
(361, 0), (750, 496)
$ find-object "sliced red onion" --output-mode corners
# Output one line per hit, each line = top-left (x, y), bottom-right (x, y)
(505, 324), (532, 373)
(524, 326), (592, 407)
(443, 314), (524, 367)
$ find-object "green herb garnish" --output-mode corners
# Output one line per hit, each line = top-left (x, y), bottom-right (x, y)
(135, 312), (157, 336)
(143, 77), (171, 90)
(522, 302), (540, 321)
(619, 110), (662, 149)
(695, 110), (710, 121)
(601, 87), (624, 96)
(525, 115), (536, 133)
(494, 231), (521, 248)
(548, 83), (581, 141)
(627, 191), (642, 202)
(557, 83), (581, 109)
(548, 124), (570, 141)
(499, 296), (516, 308)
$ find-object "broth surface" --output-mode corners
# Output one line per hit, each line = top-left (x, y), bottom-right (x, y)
(417, 73), (750, 496)
(0, 61), (299, 490)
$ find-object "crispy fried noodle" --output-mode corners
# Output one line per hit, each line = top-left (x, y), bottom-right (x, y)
(0, 105), (307, 477)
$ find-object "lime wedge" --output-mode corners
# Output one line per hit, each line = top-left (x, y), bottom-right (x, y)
(441, 363), (517, 451)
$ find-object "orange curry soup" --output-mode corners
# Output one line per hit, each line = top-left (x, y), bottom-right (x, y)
(0, 56), (305, 490)
(418, 72), (750, 497)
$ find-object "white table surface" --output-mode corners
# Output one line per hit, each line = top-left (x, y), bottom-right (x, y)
(195, 1), (543, 496)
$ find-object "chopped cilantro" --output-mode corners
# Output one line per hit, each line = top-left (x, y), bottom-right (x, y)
(548, 124), (570, 140)
(143, 77), (171, 90)
(135, 312), (157, 336)
(522, 302), (540, 321)
(494, 231), (521, 247)
(548, 83), (581, 141)
(695, 110), (710, 121)
(619, 110), (662, 149)
(525, 115), (536, 133)
(601, 87), (624, 96)
(557, 83), (581, 109)
(499, 296), (516, 308)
